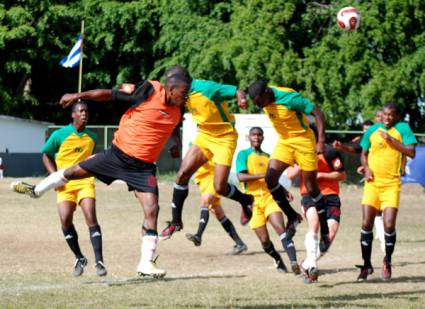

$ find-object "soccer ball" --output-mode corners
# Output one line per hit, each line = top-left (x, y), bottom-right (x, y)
(337, 7), (361, 32)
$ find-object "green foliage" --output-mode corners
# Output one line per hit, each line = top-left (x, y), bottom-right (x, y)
(0, 0), (424, 130)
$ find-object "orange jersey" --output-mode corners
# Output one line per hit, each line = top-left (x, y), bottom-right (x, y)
(300, 145), (344, 195)
(112, 81), (181, 163)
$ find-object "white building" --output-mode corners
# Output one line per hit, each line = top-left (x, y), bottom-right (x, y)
(0, 115), (52, 153)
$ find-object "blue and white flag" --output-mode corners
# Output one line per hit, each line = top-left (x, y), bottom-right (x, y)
(59, 34), (82, 68)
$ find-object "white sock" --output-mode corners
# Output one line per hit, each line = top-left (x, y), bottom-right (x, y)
(303, 232), (319, 269)
(374, 216), (385, 253)
(34, 170), (68, 196)
(139, 235), (158, 266)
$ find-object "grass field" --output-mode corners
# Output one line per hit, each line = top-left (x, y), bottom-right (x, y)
(1, 178), (425, 308)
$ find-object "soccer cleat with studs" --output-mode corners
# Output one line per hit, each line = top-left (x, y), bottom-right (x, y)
(185, 233), (202, 246)
(10, 181), (38, 198)
(275, 259), (288, 273)
(381, 260), (392, 281)
(300, 262), (319, 284)
(160, 221), (183, 240)
(356, 264), (374, 281)
(73, 257), (88, 277)
(291, 261), (301, 275)
(95, 261), (107, 277)
(137, 257), (166, 279)
(228, 243), (248, 255)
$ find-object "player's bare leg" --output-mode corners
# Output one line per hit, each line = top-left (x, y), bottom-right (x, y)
(357, 204), (377, 281)
(58, 201), (87, 277)
(265, 159), (301, 235)
(254, 225), (287, 273)
(213, 164), (253, 225)
(381, 207), (398, 281)
(268, 212), (300, 274)
(80, 197), (106, 276)
(136, 191), (165, 278)
(161, 145), (208, 239)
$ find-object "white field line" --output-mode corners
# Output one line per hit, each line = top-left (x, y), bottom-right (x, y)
(1, 246), (425, 296)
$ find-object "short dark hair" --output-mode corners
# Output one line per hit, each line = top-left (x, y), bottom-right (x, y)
(164, 65), (192, 81)
(363, 120), (374, 126)
(383, 102), (401, 115)
(71, 101), (88, 112)
(247, 80), (267, 99)
(249, 127), (264, 135)
(165, 73), (191, 89)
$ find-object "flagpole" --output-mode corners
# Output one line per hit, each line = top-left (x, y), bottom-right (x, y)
(78, 20), (84, 93)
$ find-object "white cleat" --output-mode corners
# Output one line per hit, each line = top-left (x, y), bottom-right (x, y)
(10, 181), (39, 198)
(137, 261), (166, 279)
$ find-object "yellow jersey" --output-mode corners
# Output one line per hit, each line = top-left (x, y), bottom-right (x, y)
(264, 86), (314, 139)
(360, 122), (417, 185)
(188, 79), (237, 136)
(236, 148), (270, 197)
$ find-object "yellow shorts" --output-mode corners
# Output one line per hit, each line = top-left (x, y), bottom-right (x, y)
(192, 130), (237, 167)
(249, 193), (283, 229)
(271, 132), (317, 171)
(361, 181), (400, 210)
(195, 175), (221, 209)
(57, 182), (96, 204)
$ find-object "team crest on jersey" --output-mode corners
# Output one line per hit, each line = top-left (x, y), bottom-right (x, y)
(74, 147), (83, 153)
(159, 110), (170, 117)
(332, 158), (342, 169)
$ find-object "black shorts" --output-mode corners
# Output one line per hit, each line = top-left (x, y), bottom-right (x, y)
(79, 144), (158, 194)
(301, 194), (341, 222)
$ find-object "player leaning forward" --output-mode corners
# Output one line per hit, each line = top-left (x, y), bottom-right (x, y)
(357, 103), (417, 281)
(247, 80), (327, 283)
(11, 74), (191, 278)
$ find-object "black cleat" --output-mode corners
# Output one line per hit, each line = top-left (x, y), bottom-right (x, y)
(73, 257), (88, 277)
(356, 264), (374, 281)
(228, 243), (248, 255)
(275, 259), (288, 273)
(95, 261), (107, 277)
(185, 233), (202, 246)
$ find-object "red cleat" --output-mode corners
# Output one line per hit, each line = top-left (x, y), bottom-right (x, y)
(160, 221), (183, 240)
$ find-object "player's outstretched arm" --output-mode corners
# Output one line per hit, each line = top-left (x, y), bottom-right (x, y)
(60, 90), (113, 108)
(311, 106), (326, 154)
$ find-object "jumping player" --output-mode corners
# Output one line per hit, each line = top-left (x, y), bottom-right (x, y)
(247, 80), (327, 283)
(357, 102), (417, 281)
(11, 74), (191, 278)
(161, 67), (253, 239)
(290, 131), (346, 261)
(185, 159), (248, 255)
(236, 127), (300, 274)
